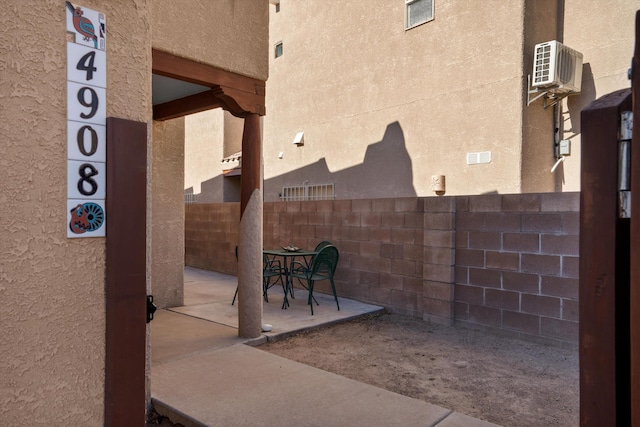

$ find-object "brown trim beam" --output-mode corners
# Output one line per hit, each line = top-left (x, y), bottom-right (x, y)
(153, 90), (226, 121)
(152, 49), (265, 118)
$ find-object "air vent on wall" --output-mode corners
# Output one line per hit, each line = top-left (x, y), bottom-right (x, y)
(467, 151), (491, 165)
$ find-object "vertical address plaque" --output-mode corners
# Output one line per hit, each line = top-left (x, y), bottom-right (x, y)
(66, 2), (107, 238)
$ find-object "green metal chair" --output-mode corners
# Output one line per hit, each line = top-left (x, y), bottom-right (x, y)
(314, 240), (333, 251)
(232, 248), (285, 305)
(262, 254), (285, 302)
(287, 240), (333, 300)
(290, 245), (340, 315)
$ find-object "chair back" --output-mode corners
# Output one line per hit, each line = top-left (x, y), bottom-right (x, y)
(311, 245), (339, 278)
(314, 240), (333, 252)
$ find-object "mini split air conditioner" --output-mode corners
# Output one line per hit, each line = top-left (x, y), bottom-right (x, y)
(532, 40), (583, 94)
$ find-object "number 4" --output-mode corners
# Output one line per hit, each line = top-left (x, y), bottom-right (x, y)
(76, 51), (97, 81)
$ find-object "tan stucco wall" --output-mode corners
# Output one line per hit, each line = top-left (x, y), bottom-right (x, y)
(150, 0), (269, 82)
(520, 0), (560, 193)
(559, 0), (637, 191)
(0, 1), (151, 425)
(152, 119), (185, 309)
(264, 0), (527, 200)
(262, 0), (636, 199)
(183, 110), (244, 203)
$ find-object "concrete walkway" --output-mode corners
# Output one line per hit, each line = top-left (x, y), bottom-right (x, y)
(150, 267), (500, 426)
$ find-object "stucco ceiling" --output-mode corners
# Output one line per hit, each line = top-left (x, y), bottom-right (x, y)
(152, 74), (210, 106)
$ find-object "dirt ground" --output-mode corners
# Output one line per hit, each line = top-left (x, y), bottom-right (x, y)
(258, 312), (579, 427)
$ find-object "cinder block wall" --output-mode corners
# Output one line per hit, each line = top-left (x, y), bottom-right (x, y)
(263, 198), (427, 317)
(185, 203), (239, 274)
(454, 193), (579, 344)
(185, 192), (579, 345)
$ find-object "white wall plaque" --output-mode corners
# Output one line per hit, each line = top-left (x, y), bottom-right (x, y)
(67, 121), (106, 163)
(66, 2), (106, 239)
(67, 42), (107, 88)
(67, 160), (106, 200)
(67, 81), (106, 125)
(67, 199), (106, 238)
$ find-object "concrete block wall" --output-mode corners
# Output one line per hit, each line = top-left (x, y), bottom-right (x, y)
(263, 198), (426, 317)
(453, 193), (580, 344)
(422, 197), (456, 325)
(185, 203), (239, 274)
(185, 192), (580, 345)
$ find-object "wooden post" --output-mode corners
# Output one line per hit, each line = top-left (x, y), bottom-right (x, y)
(237, 113), (263, 338)
(580, 88), (632, 425)
(630, 10), (640, 427)
(105, 118), (147, 425)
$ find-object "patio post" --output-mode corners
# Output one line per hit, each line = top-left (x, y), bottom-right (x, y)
(238, 113), (263, 338)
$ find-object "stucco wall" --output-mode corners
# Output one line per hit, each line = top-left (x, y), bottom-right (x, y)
(262, 0), (636, 200)
(264, 0), (527, 200)
(559, 0), (637, 191)
(150, 0), (269, 82)
(520, 0), (560, 194)
(184, 110), (225, 202)
(152, 119), (185, 309)
(0, 1), (151, 425)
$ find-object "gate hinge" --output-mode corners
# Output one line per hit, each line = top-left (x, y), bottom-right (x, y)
(146, 295), (157, 323)
(619, 112), (632, 219)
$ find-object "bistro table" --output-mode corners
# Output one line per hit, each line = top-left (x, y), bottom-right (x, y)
(263, 248), (318, 309)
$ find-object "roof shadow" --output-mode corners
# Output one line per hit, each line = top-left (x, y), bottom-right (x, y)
(265, 121), (416, 200)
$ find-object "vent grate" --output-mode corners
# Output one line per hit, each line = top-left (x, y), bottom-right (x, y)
(467, 151), (492, 165)
(280, 183), (334, 201)
(533, 44), (552, 85)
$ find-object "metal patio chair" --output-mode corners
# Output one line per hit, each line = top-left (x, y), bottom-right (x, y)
(232, 248), (285, 305)
(290, 244), (340, 315)
(314, 240), (333, 251)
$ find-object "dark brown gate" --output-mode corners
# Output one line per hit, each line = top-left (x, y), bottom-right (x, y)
(580, 10), (639, 426)
(105, 118), (147, 425)
(631, 10), (640, 427)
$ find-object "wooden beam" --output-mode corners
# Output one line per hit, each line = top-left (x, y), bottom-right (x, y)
(212, 86), (266, 118)
(152, 49), (265, 100)
(153, 90), (225, 121)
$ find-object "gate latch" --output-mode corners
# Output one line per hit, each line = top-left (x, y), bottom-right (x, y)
(147, 295), (157, 323)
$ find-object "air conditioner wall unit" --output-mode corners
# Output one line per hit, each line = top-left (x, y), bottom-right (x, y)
(532, 40), (583, 94)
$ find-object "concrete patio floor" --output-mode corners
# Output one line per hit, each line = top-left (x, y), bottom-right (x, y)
(150, 267), (500, 426)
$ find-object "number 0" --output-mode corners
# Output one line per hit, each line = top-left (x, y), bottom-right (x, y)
(76, 125), (98, 156)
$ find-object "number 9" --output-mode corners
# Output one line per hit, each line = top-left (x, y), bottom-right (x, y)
(77, 87), (98, 119)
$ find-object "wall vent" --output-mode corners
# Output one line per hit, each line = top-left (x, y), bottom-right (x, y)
(467, 151), (491, 165)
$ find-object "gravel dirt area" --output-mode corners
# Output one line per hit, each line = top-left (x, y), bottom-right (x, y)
(258, 312), (579, 427)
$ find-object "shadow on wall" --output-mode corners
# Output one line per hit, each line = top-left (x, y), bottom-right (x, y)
(549, 63), (596, 190)
(265, 121), (417, 201)
(192, 174), (241, 203)
(565, 62), (597, 138)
